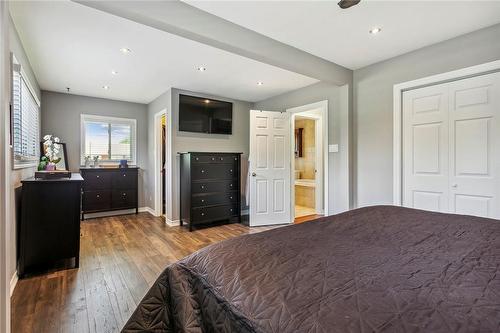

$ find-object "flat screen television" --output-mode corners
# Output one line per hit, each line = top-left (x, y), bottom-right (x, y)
(179, 94), (233, 134)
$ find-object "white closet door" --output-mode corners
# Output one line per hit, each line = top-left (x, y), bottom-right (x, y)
(448, 72), (500, 218)
(403, 71), (500, 219)
(403, 83), (449, 212)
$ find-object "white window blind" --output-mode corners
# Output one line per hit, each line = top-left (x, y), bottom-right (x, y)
(81, 114), (136, 165)
(12, 60), (40, 168)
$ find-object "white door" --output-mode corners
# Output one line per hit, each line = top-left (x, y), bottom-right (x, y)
(249, 110), (291, 226)
(403, 83), (450, 212)
(403, 72), (500, 219)
(448, 73), (500, 218)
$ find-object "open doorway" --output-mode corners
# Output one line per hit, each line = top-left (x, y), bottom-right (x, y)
(294, 116), (318, 217)
(154, 109), (167, 219)
(288, 101), (328, 222)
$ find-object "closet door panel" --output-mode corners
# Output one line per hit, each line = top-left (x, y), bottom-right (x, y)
(448, 72), (500, 219)
(402, 83), (449, 213)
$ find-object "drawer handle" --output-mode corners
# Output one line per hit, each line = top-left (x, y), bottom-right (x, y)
(196, 157), (199, 161)
(123, 174), (126, 177)
(96, 194), (100, 198)
(230, 169), (233, 173)
(230, 208), (233, 212)
(234, 157), (237, 161)
(96, 175), (100, 178)
(230, 196), (233, 200)
(230, 184), (233, 187)
(211, 157), (215, 161)
(200, 185), (205, 189)
(122, 193), (127, 196)
(201, 199), (205, 203)
(220, 157), (224, 161)
(201, 170), (205, 173)
(201, 212), (205, 216)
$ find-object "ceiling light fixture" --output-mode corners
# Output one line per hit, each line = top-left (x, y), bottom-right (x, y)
(369, 27), (382, 34)
(102, 85), (110, 90)
(111, 70), (118, 75)
(120, 48), (132, 54)
(338, 0), (361, 9)
(197, 66), (207, 72)
(204, 99), (210, 104)
(257, 81), (264, 86)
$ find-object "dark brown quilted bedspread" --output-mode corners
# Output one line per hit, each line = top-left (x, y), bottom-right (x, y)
(122, 206), (500, 332)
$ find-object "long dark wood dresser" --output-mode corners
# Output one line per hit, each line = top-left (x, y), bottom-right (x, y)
(80, 167), (139, 220)
(180, 152), (242, 231)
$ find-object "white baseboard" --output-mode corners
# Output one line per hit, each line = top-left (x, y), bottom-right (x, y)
(138, 206), (155, 215)
(10, 271), (18, 297)
(166, 218), (180, 227)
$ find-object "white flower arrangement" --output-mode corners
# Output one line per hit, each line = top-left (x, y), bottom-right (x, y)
(43, 134), (62, 164)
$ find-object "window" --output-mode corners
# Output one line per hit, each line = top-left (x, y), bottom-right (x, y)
(81, 114), (136, 165)
(11, 56), (40, 168)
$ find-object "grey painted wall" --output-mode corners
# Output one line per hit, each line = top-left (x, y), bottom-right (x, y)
(254, 81), (350, 214)
(146, 88), (253, 221)
(353, 23), (500, 207)
(145, 88), (171, 210)
(8, 17), (41, 279)
(41, 91), (148, 206)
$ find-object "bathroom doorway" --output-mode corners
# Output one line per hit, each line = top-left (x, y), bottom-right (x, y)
(288, 101), (328, 221)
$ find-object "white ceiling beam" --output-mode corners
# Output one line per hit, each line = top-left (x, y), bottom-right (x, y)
(73, 0), (352, 86)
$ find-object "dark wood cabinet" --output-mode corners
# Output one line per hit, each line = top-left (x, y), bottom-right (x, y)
(19, 174), (83, 277)
(80, 167), (139, 219)
(180, 152), (242, 231)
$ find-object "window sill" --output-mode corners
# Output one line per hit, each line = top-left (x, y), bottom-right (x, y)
(13, 162), (38, 170)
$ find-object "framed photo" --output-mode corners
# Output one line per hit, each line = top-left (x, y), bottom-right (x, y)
(40, 141), (69, 171)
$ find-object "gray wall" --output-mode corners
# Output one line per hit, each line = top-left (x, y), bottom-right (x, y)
(8, 16), (41, 280)
(145, 88), (171, 210)
(146, 88), (253, 221)
(353, 23), (500, 208)
(41, 91), (148, 206)
(255, 81), (350, 214)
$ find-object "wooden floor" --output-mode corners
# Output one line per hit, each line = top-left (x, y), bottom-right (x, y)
(11, 213), (320, 333)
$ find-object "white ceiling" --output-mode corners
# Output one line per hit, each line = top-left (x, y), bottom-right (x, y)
(9, 1), (318, 104)
(186, 0), (500, 70)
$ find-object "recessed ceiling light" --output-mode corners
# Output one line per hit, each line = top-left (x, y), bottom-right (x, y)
(369, 27), (382, 34)
(257, 81), (264, 86)
(204, 99), (210, 104)
(197, 66), (207, 72)
(102, 85), (110, 90)
(120, 48), (132, 54)
(111, 70), (118, 75)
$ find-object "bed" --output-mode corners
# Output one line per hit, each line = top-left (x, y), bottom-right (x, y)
(122, 206), (500, 332)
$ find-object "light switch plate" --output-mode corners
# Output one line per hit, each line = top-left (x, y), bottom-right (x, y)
(329, 144), (339, 153)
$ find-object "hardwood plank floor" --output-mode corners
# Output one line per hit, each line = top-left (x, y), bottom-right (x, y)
(11, 213), (277, 333)
(294, 214), (323, 224)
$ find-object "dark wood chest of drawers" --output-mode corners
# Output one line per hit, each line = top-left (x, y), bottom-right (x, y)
(19, 174), (83, 277)
(180, 152), (242, 231)
(80, 167), (139, 219)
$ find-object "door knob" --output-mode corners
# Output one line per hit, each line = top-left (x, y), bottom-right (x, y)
(252, 172), (256, 177)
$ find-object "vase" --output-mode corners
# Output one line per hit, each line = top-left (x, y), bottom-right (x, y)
(46, 163), (56, 171)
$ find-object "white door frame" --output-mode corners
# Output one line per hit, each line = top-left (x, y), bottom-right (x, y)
(287, 100), (329, 218)
(393, 60), (500, 205)
(153, 109), (169, 221)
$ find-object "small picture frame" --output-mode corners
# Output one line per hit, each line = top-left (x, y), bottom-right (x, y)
(40, 141), (69, 171)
